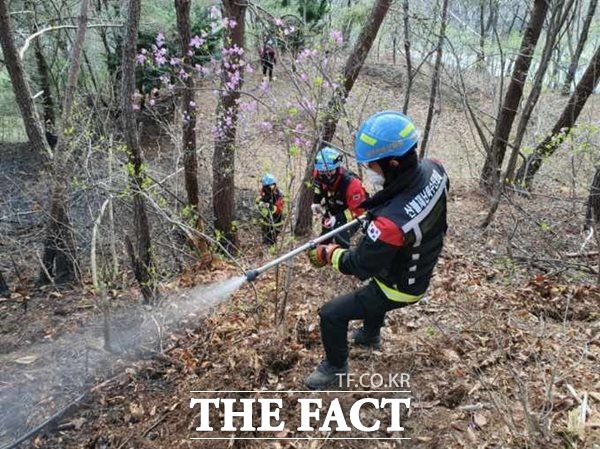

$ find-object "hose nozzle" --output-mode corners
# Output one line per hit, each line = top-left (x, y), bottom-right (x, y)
(245, 269), (260, 282)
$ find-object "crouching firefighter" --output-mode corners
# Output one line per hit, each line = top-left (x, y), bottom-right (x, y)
(257, 173), (285, 245)
(311, 146), (368, 248)
(306, 111), (449, 389)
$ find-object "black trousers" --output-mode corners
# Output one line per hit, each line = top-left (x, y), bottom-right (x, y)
(319, 282), (411, 368)
(262, 61), (273, 80)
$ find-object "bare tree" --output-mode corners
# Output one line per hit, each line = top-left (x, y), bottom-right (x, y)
(402, 0), (412, 114)
(504, 0), (575, 183)
(212, 0), (247, 248)
(175, 0), (211, 265)
(121, 0), (156, 302)
(33, 39), (56, 132)
(419, 0), (449, 158)
(0, 0), (52, 159)
(294, 0), (392, 236)
(479, 0), (549, 189)
(38, 0), (91, 285)
(562, 0), (597, 95)
(515, 44), (600, 189)
(584, 166), (600, 284)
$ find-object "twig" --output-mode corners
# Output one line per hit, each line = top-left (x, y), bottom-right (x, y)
(19, 23), (123, 59)
(0, 393), (86, 449)
(35, 250), (55, 287)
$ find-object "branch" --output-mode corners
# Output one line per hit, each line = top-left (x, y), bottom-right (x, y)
(19, 23), (123, 59)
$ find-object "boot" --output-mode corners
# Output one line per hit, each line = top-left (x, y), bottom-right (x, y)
(304, 360), (347, 390)
(351, 327), (381, 349)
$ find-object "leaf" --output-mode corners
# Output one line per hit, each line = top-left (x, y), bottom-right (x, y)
(474, 412), (488, 427)
(14, 355), (38, 364)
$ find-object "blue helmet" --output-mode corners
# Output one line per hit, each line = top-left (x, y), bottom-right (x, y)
(314, 147), (343, 172)
(261, 173), (277, 186)
(354, 111), (418, 163)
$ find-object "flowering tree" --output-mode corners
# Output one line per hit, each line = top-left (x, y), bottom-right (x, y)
(212, 0), (246, 248)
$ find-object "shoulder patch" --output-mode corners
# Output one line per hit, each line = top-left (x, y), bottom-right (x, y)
(367, 221), (381, 242)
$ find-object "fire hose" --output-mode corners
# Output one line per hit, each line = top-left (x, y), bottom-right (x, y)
(245, 213), (367, 282)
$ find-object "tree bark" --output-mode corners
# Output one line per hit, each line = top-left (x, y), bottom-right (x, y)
(504, 0), (575, 184)
(515, 44), (600, 189)
(121, 0), (155, 302)
(419, 0), (449, 158)
(585, 167), (600, 230)
(175, 0), (199, 209)
(212, 0), (247, 248)
(294, 0), (392, 236)
(33, 39), (56, 131)
(0, 0), (52, 159)
(38, 0), (90, 285)
(562, 0), (597, 95)
(402, 0), (412, 114)
(175, 0), (211, 265)
(479, 0), (549, 189)
(0, 270), (9, 297)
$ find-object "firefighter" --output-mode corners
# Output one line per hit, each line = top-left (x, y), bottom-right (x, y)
(257, 173), (285, 245)
(306, 111), (449, 389)
(260, 40), (277, 81)
(311, 147), (368, 248)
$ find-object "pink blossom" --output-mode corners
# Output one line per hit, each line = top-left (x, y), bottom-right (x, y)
(259, 121), (273, 132)
(170, 57), (181, 66)
(228, 19), (237, 29)
(331, 30), (344, 45)
(240, 101), (257, 112)
(135, 53), (146, 65)
(178, 69), (189, 80)
(275, 18), (283, 26)
(190, 35), (204, 48)
(149, 99), (156, 107)
(156, 32), (165, 48)
(300, 73), (308, 82)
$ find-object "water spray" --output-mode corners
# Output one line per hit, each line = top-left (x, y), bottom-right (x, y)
(244, 214), (367, 282)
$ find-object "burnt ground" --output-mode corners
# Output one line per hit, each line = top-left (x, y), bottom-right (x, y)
(1, 60), (600, 449)
(0, 183), (598, 449)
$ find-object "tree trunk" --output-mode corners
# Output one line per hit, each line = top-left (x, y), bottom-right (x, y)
(294, 0), (392, 236)
(212, 0), (247, 248)
(38, 0), (90, 285)
(477, 0), (486, 70)
(419, 0), (449, 158)
(504, 0), (575, 184)
(585, 167), (600, 230)
(402, 0), (412, 114)
(0, 0), (52, 159)
(479, 0), (549, 189)
(33, 39), (56, 131)
(175, 0), (211, 265)
(175, 0), (199, 210)
(121, 0), (155, 303)
(562, 0), (597, 95)
(515, 44), (600, 189)
(0, 270), (9, 297)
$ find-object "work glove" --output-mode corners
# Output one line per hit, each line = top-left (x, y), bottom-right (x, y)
(311, 203), (324, 215)
(322, 216), (336, 229)
(308, 244), (340, 268)
(257, 201), (271, 217)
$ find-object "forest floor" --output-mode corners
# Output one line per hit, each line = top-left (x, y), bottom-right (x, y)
(1, 59), (600, 449)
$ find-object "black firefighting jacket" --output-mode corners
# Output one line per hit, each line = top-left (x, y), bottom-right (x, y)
(331, 159), (449, 302)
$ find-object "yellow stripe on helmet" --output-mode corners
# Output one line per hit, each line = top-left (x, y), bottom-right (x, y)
(359, 133), (377, 146)
(399, 122), (415, 138)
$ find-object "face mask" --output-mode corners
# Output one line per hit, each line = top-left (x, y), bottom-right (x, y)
(365, 167), (385, 189)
